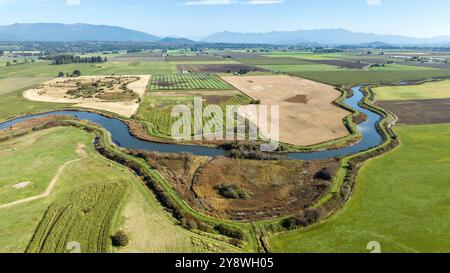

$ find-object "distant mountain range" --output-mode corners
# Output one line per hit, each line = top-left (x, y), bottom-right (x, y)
(202, 29), (450, 46)
(0, 23), (161, 42)
(0, 23), (449, 46)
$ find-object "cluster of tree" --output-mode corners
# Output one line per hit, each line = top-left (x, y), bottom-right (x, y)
(5, 59), (34, 66)
(48, 54), (107, 65)
(58, 69), (81, 78)
(0, 50), (3, 56)
(111, 231), (129, 247)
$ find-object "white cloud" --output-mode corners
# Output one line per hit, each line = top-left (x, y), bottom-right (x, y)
(184, 0), (235, 5)
(183, 0), (282, 6)
(367, 0), (381, 6)
(247, 0), (283, 4)
(65, 0), (81, 6)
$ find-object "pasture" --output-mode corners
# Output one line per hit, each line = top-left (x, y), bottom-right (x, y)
(0, 61), (175, 78)
(0, 124), (237, 253)
(149, 73), (233, 91)
(268, 124), (450, 253)
(0, 77), (51, 96)
(373, 79), (450, 100)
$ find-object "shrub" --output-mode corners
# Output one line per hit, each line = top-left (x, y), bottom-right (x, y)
(214, 184), (249, 199)
(314, 168), (333, 181)
(281, 216), (308, 230)
(111, 231), (129, 247)
(214, 224), (244, 240)
(304, 208), (324, 223)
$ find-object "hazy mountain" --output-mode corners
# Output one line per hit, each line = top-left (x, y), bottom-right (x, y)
(203, 29), (450, 45)
(0, 23), (160, 42)
(158, 37), (197, 44)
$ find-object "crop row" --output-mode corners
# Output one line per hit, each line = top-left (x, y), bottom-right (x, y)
(150, 73), (233, 91)
(26, 183), (129, 253)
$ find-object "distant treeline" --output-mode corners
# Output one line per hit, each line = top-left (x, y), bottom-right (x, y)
(48, 54), (107, 65)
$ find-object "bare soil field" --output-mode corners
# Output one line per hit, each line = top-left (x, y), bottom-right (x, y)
(222, 75), (351, 146)
(376, 98), (450, 124)
(176, 64), (268, 73)
(23, 75), (151, 117)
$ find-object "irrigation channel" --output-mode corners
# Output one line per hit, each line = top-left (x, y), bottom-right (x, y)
(0, 86), (383, 161)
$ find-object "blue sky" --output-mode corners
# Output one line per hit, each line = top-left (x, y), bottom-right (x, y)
(0, 0), (449, 38)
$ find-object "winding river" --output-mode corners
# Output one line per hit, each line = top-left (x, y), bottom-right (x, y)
(0, 86), (384, 160)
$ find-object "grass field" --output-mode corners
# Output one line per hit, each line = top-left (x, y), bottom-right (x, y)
(265, 64), (342, 72)
(373, 79), (450, 100)
(0, 61), (175, 78)
(150, 73), (233, 91)
(289, 69), (450, 86)
(268, 124), (450, 253)
(0, 88), (67, 122)
(0, 77), (51, 96)
(0, 126), (236, 253)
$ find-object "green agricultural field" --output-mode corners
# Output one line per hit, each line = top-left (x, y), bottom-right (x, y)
(367, 64), (437, 71)
(0, 77), (51, 96)
(289, 69), (450, 86)
(137, 93), (253, 138)
(263, 52), (349, 60)
(0, 126), (237, 253)
(268, 124), (450, 253)
(149, 73), (233, 91)
(373, 79), (450, 100)
(0, 88), (67, 122)
(118, 173), (240, 253)
(0, 61), (175, 78)
(168, 60), (240, 65)
(265, 64), (341, 72)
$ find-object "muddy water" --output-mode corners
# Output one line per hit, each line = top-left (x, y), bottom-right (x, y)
(0, 86), (384, 160)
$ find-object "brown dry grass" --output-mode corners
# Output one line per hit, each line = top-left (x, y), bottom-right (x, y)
(222, 75), (351, 146)
(192, 157), (339, 221)
(23, 75), (151, 117)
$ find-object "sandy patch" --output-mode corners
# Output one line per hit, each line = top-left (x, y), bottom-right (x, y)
(13, 182), (31, 189)
(222, 75), (351, 146)
(23, 75), (151, 117)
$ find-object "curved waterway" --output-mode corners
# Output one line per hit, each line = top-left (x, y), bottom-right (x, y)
(0, 86), (384, 160)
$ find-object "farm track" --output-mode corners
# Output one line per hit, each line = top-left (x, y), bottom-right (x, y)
(0, 144), (87, 210)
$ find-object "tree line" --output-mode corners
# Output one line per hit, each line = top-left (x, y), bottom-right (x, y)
(48, 54), (107, 65)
